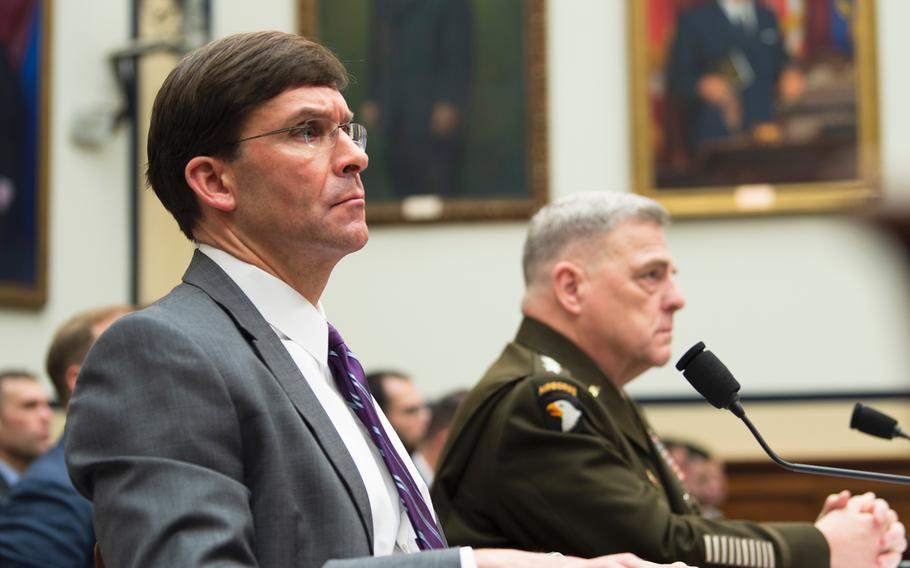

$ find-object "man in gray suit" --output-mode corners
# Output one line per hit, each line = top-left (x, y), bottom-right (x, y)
(64, 32), (688, 568)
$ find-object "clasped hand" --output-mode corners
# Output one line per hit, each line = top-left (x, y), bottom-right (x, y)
(815, 490), (907, 568)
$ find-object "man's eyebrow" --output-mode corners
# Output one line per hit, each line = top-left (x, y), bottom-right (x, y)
(286, 106), (354, 124)
(634, 258), (677, 274)
(639, 258), (670, 268)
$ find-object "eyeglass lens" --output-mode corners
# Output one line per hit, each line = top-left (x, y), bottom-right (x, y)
(299, 118), (367, 150)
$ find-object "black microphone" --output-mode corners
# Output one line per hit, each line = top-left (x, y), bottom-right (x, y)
(851, 403), (910, 441)
(675, 342), (745, 418)
(676, 342), (910, 486)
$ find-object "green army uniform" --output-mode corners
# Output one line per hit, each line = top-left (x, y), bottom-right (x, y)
(431, 317), (830, 568)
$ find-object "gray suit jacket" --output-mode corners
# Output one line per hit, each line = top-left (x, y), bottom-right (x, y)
(65, 251), (460, 568)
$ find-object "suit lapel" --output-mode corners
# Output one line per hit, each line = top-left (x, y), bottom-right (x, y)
(181, 251), (374, 548)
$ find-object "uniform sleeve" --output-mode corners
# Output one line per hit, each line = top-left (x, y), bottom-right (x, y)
(64, 312), (257, 568)
(488, 377), (830, 568)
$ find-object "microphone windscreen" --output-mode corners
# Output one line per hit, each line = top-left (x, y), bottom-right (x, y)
(676, 343), (741, 410)
(850, 403), (898, 440)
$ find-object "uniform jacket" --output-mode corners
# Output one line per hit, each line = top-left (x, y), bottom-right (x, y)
(65, 251), (460, 568)
(432, 317), (829, 568)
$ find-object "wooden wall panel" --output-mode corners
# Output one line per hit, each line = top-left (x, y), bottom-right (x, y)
(723, 458), (910, 559)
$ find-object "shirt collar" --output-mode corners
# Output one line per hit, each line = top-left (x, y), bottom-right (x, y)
(0, 457), (19, 486)
(198, 244), (328, 366)
(719, 0), (756, 28)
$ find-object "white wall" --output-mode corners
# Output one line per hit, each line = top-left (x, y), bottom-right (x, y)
(4, 0), (910, 413)
(328, 0), (910, 401)
(0, 1), (130, 390)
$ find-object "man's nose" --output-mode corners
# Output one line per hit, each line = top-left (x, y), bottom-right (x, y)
(664, 277), (686, 311)
(335, 129), (369, 176)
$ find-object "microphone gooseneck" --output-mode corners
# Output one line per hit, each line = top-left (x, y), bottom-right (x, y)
(676, 342), (910, 486)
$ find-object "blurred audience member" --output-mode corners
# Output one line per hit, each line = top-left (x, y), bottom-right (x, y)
(0, 370), (51, 496)
(413, 389), (468, 486)
(0, 305), (131, 567)
(663, 439), (728, 520)
(366, 370), (431, 454)
(687, 453), (728, 520)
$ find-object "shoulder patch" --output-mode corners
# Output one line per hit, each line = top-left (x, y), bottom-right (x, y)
(537, 385), (583, 433)
(537, 381), (577, 397)
(539, 355), (563, 374)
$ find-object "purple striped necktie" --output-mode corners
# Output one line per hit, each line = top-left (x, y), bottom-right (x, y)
(326, 323), (446, 551)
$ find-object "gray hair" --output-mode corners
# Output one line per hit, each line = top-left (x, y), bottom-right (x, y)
(522, 192), (669, 285)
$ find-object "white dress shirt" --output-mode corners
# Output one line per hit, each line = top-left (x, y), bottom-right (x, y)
(0, 458), (19, 490)
(720, 0), (757, 33)
(198, 245), (474, 566)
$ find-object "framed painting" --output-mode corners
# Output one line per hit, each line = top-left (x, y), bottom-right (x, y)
(299, 0), (547, 223)
(629, 0), (879, 217)
(0, 0), (49, 307)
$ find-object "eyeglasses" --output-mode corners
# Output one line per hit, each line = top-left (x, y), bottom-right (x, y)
(236, 117), (368, 151)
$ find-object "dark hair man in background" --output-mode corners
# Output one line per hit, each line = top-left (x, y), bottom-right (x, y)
(63, 31), (686, 568)
(412, 389), (468, 486)
(663, 439), (728, 520)
(366, 370), (431, 454)
(0, 370), (50, 497)
(0, 305), (130, 567)
(433, 192), (906, 568)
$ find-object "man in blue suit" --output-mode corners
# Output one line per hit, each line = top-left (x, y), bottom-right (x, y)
(0, 305), (130, 568)
(666, 0), (805, 153)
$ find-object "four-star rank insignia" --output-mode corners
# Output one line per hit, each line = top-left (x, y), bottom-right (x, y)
(537, 381), (584, 432)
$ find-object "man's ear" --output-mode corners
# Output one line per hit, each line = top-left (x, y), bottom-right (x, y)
(65, 364), (80, 395)
(552, 260), (586, 316)
(185, 156), (237, 213)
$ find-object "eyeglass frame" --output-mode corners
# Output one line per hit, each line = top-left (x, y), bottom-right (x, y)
(234, 118), (368, 151)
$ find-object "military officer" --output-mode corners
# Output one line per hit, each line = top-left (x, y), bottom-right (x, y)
(432, 192), (906, 568)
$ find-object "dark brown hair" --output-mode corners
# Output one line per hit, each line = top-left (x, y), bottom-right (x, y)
(365, 370), (411, 412)
(426, 389), (468, 440)
(146, 31), (349, 239)
(45, 305), (132, 407)
(0, 370), (38, 407)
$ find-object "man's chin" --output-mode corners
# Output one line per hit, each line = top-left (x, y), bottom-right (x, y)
(338, 226), (369, 256)
(652, 348), (674, 367)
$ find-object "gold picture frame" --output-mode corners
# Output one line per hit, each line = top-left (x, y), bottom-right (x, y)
(299, 0), (547, 224)
(0, 0), (50, 307)
(629, 0), (879, 217)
